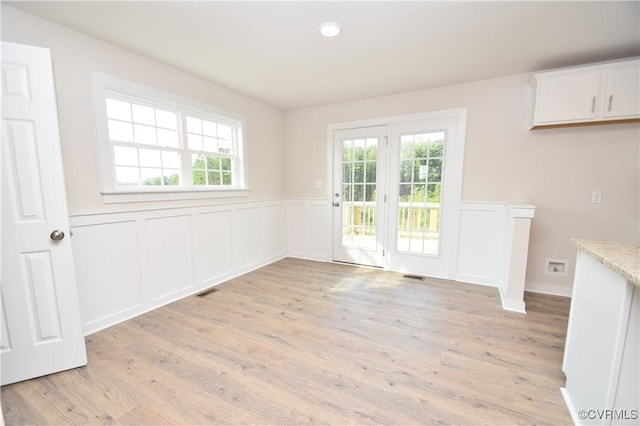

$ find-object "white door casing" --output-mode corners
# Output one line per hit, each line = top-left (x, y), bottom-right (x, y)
(1, 41), (87, 385)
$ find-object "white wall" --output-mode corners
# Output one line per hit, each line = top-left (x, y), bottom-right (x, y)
(284, 73), (640, 295)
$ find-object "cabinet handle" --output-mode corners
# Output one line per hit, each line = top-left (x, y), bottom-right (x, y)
(591, 96), (596, 113)
(608, 95), (613, 112)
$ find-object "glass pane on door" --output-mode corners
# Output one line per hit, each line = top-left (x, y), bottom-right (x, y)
(341, 137), (378, 248)
(397, 131), (444, 255)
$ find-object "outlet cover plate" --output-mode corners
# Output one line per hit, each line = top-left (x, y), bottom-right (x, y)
(545, 258), (568, 276)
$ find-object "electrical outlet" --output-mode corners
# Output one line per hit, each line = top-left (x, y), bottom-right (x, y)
(591, 191), (602, 204)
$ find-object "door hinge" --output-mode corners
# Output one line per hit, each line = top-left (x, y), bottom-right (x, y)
(384, 194), (387, 203)
(382, 249), (386, 257)
(384, 136), (388, 146)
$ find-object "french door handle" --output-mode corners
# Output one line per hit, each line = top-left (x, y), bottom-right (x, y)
(332, 201), (340, 207)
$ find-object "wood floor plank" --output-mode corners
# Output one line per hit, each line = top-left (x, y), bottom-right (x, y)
(1, 258), (572, 424)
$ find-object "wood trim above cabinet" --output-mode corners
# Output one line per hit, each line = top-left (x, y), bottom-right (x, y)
(531, 117), (640, 130)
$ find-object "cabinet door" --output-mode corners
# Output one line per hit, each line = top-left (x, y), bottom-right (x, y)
(534, 71), (601, 124)
(603, 64), (640, 119)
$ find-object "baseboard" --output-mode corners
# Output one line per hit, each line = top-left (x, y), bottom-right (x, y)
(455, 273), (499, 288)
(287, 253), (331, 263)
(560, 387), (581, 425)
(499, 286), (527, 313)
(526, 281), (572, 297)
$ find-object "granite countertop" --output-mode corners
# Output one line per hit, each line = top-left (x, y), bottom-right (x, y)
(574, 240), (640, 287)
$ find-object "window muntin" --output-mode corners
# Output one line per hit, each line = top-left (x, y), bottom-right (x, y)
(185, 116), (232, 154)
(340, 137), (379, 249)
(397, 131), (445, 255)
(105, 96), (183, 188)
(184, 115), (236, 187)
(105, 98), (179, 148)
(100, 88), (244, 193)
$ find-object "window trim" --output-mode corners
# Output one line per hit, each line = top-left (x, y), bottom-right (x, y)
(91, 72), (249, 203)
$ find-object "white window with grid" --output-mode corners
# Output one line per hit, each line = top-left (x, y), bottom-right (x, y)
(92, 72), (248, 203)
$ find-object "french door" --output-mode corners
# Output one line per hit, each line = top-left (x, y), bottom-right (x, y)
(386, 117), (461, 278)
(332, 111), (465, 278)
(332, 126), (388, 267)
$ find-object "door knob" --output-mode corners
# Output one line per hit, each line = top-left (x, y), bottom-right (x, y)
(50, 230), (65, 241)
(332, 201), (340, 207)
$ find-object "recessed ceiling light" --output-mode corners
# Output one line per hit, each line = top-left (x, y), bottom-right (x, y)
(319, 22), (341, 38)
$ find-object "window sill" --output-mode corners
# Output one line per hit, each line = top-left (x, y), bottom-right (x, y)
(101, 188), (251, 204)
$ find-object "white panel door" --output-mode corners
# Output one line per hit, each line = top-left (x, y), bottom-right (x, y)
(1, 42), (87, 385)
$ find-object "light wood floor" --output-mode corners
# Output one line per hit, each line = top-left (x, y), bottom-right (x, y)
(2, 258), (572, 425)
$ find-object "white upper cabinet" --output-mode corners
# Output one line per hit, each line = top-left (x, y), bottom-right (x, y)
(531, 59), (639, 128)
(603, 64), (640, 119)
(534, 70), (601, 124)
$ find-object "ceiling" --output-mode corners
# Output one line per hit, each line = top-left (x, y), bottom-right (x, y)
(6, 1), (640, 110)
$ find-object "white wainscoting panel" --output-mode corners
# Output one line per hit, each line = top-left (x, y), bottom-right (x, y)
(262, 203), (286, 263)
(71, 220), (143, 331)
(286, 202), (308, 258)
(286, 199), (331, 261)
(308, 201), (331, 260)
(70, 199), (286, 335)
(231, 206), (262, 271)
(455, 202), (536, 312)
(144, 214), (195, 303)
(455, 203), (506, 286)
(195, 209), (233, 286)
